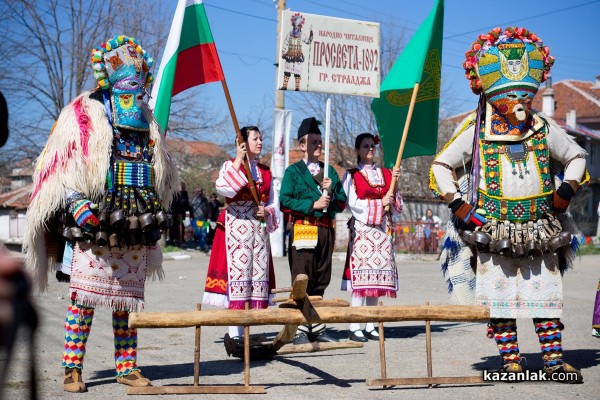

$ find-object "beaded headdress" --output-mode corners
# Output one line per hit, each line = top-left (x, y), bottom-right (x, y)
(463, 27), (554, 97)
(91, 35), (154, 91)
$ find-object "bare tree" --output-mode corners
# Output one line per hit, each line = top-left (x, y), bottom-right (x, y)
(0, 0), (227, 171)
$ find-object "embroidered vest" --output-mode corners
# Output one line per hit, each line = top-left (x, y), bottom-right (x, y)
(478, 127), (553, 222)
(228, 161), (272, 204)
(349, 167), (392, 200)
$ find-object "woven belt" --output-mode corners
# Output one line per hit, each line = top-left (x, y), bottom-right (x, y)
(294, 216), (334, 228)
(113, 161), (154, 187)
(479, 190), (553, 222)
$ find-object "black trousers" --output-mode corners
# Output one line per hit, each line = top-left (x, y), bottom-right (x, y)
(288, 225), (335, 296)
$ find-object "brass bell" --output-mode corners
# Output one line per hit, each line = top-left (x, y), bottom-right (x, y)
(70, 226), (84, 241)
(98, 209), (109, 224)
(462, 230), (476, 246)
(473, 231), (491, 252)
(139, 213), (154, 231)
(95, 230), (108, 247)
(541, 240), (551, 254)
(155, 211), (168, 229)
(494, 239), (511, 256)
(512, 243), (526, 258)
(62, 226), (75, 241)
(110, 209), (125, 230)
(525, 240), (538, 257)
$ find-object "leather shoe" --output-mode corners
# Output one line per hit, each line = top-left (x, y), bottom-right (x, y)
(348, 330), (368, 342)
(116, 370), (152, 387)
(292, 332), (311, 345)
(364, 329), (380, 341)
(64, 367), (87, 393)
(312, 330), (338, 343)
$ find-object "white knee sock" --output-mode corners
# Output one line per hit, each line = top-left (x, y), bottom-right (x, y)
(228, 326), (244, 338)
(365, 296), (379, 333)
(349, 293), (365, 332)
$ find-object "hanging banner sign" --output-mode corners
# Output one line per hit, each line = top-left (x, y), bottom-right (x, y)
(277, 10), (380, 97)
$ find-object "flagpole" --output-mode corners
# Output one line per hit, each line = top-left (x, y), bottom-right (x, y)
(220, 79), (260, 205)
(385, 82), (420, 208)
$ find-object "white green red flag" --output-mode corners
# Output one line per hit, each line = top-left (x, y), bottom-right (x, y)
(150, 0), (225, 133)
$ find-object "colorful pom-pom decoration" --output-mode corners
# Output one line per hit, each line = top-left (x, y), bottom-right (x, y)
(463, 26), (553, 95)
(90, 35), (153, 90)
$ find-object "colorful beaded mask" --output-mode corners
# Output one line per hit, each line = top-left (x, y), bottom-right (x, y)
(464, 27), (554, 123)
(91, 36), (154, 131)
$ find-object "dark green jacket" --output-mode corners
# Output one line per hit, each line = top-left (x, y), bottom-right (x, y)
(280, 161), (346, 218)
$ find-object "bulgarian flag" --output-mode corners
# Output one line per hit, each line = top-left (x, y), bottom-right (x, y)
(150, 0), (225, 133)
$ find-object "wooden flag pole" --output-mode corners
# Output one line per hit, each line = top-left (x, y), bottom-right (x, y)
(385, 82), (420, 209)
(221, 79), (260, 205)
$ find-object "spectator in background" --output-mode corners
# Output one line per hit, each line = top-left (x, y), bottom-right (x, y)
(207, 192), (224, 247)
(421, 208), (441, 254)
(191, 188), (209, 252)
(168, 182), (191, 247)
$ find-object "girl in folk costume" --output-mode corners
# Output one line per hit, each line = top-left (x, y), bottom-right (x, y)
(23, 36), (178, 392)
(430, 27), (587, 382)
(203, 126), (278, 353)
(342, 133), (402, 342)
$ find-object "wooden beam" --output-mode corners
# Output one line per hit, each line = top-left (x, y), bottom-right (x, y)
(273, 295), (322, 303)
(366, 376), (484, 386)
(129, 305), (490, 329)
(127, 385), (267, 395)
(277, 298), (349, 308)
(276, 341), (364, 355)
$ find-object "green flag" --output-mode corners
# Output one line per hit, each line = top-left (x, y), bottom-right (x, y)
(371, 0), (444, 167)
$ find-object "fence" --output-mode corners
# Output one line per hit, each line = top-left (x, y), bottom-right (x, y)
(394, 221), (443, 255)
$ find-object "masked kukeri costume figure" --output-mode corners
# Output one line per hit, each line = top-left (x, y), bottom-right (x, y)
(430, 27), (587, 382)
(280, 12), (313, 91)
(23, 35), (178, 392)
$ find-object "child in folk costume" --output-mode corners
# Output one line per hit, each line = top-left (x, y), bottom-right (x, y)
(202, 126), (278, 355)
(280, 117), (347, 344)
(430, 27), (587, 382)
(341, 133), (402, 342)
(23, 36), (179, 392)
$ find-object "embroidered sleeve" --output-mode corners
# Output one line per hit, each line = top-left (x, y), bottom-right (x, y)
(391, 192), (404, 215)
(343, 171), (370, 224)
(215, 160), (248, 198)
(546, 120), (588, 184)
(264, 176), (280, 233)
(366, 199), (384, 225)
(431, 125), (475, 197)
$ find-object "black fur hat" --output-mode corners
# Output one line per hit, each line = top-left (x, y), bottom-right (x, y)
(297, 117), (322, 140)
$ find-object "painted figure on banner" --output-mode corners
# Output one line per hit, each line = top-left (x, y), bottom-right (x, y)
(280, 117), (347, 344)
(341, 133), (403, 342)
(202, 126), (279, 359)
(430, 27), (588, 382)
(280, 12), (313, 91)
(23, 35), (179, 392)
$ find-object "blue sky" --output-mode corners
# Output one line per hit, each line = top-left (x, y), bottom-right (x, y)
(168, 0), (600, 131)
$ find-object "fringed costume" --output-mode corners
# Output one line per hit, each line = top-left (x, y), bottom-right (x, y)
(430, 27), (586, 382)
(23, 35), (178, 391)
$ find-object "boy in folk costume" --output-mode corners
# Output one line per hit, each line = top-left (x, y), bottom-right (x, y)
(341, 133), (402, 342)
(430, 27), (587, 382)
(280, 117), (347, 344)
(23, 36), (178, 392)
(280, 12), (313, 91)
